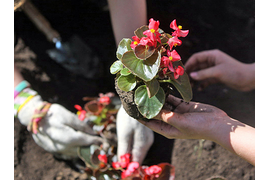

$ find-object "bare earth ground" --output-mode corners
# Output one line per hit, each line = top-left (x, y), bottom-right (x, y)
(14, 0), (255, 179)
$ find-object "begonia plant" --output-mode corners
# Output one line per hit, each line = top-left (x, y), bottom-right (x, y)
(110, 18), (193, 119)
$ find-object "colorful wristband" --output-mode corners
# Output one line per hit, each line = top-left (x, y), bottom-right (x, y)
(14, 80), (29, 99)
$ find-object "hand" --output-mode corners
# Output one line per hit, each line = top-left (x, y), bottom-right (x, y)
(116, 105), (154, 165)
(138, 95), (255, 165)
(17, 95), (105, 160)
(185, 49), (255, 92)
(139, 94), (229, 140)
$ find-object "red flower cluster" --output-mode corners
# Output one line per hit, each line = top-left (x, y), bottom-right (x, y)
(74, 104), (86, 121)
(130, 18), (188, 80)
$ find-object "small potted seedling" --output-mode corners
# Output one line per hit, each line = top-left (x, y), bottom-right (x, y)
(110, 18), (192, 120)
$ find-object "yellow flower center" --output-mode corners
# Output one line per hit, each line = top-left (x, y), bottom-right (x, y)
(134, 41), (138, 45)
(178, 25), (182, 30)
(174, 43), (178, 47)
(150, 29), (156, 33)
(77, 111), (81, 115)
(169, 56), (173, 60)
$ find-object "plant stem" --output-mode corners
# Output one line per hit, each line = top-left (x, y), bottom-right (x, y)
(159, 79), (172, 83)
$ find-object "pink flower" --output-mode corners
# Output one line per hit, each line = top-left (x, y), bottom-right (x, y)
(74, 105), (86, 121)
(168, 36), (182, 50)
(170, 19), (189, 37)
(143, 18), (161, 46)
(130, 36), (141, 49)
(144, 165), (162, 178)
(174, 66), (185, 79)
(161, 50), (181, 72)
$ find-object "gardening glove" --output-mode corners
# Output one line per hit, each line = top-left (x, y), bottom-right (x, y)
(15, 91), (105, 160)
(116, 105), (154, 165)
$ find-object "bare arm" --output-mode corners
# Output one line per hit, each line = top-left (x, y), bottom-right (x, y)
(139, 95), (255, 165)
(107, 0), (147, 44)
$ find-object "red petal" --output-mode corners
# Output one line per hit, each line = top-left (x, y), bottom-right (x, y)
(74, 104), (82, 111)
(170, 19), (178, 30)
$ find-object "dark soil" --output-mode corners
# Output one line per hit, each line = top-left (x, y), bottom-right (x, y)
(14, 0), (255, 179)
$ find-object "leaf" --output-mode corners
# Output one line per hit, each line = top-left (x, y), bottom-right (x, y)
(116, 38), (132, 60)
(110, 60), (123, 74)
(134, 25), (148, 38)
(134, 44), (155, 60)
(77, 145), (100, 169)
(117, 74), (137, 92)
(134, 85), (165, 119)
(168, 71), (193, 102)
(120, 68), (131, 76)
(121, 50), (161, 82)
(156, 163), (175, 180)
(145, 78), (160, 98)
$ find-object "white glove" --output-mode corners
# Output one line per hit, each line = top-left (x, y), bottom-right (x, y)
(116, 105), (154, 165)
(17, 95), (104, 160)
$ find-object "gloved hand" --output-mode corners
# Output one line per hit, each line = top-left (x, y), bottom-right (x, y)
(17, 94), (105, 160)
(116, 105), (154, 165)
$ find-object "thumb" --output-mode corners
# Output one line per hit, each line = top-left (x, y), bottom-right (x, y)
(189, 67), (217, 81)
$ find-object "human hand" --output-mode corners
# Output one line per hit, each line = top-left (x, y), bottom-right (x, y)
(185, 49), (255, 92)
(138, 94), (230, 141)
(116, 105), (154, 165)
(138, 95), (255, 165)
(17, 95), (105, 160)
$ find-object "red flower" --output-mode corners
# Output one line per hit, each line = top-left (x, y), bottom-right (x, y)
(139, 37), (154, 47)
(98, 154), (108, 163)
(74, 104), (86, 121)
(112, 161), (121, 169)
(98, 154), (108, 169)
(121, 162), (139, 179)
(170, 19), (189, 37)
(143, 18), (161, 46)
(130, 36), (141, 49)
(174, 66), (185, 79)
(161, 50), (181, 72)
(168, 36), (182, 50)
(120, 153), (131, 168)
(144, 165), (162, 178)
(99, 96), (111, 105)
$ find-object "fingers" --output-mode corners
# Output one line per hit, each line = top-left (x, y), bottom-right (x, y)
(138, 118), (181, 139)
(50, 104), (97, 135)
(116, 106), (135, 160)
(131, 123), (154, 164)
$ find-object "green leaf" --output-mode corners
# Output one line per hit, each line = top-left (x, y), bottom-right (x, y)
(145, 78), (160, 98)
(168, 72), (193, 102)
(134, 44), (155, 60)
(116, 38), (132, 60)
(121, 50), (161, 82)
(135, 85), (165, 119)
(120, 67), (131, 76)
(117, 74), (137, 92)
(110, 60), (123, 74)
(134, 25), (148, 38)
(77, 145), (100, 169)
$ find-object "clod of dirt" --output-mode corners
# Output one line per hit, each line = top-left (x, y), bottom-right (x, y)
(115, 78), (172, 121)
(115, 78), (147, 121)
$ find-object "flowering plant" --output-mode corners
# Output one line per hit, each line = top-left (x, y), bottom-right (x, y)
(78, 145), (175, 180)
(110, 19), (192, 119)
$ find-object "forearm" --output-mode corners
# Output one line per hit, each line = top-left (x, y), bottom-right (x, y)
(107, 0), (147, 44)
(211, 118), (255, 165)
(14, 66), (25, 88)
